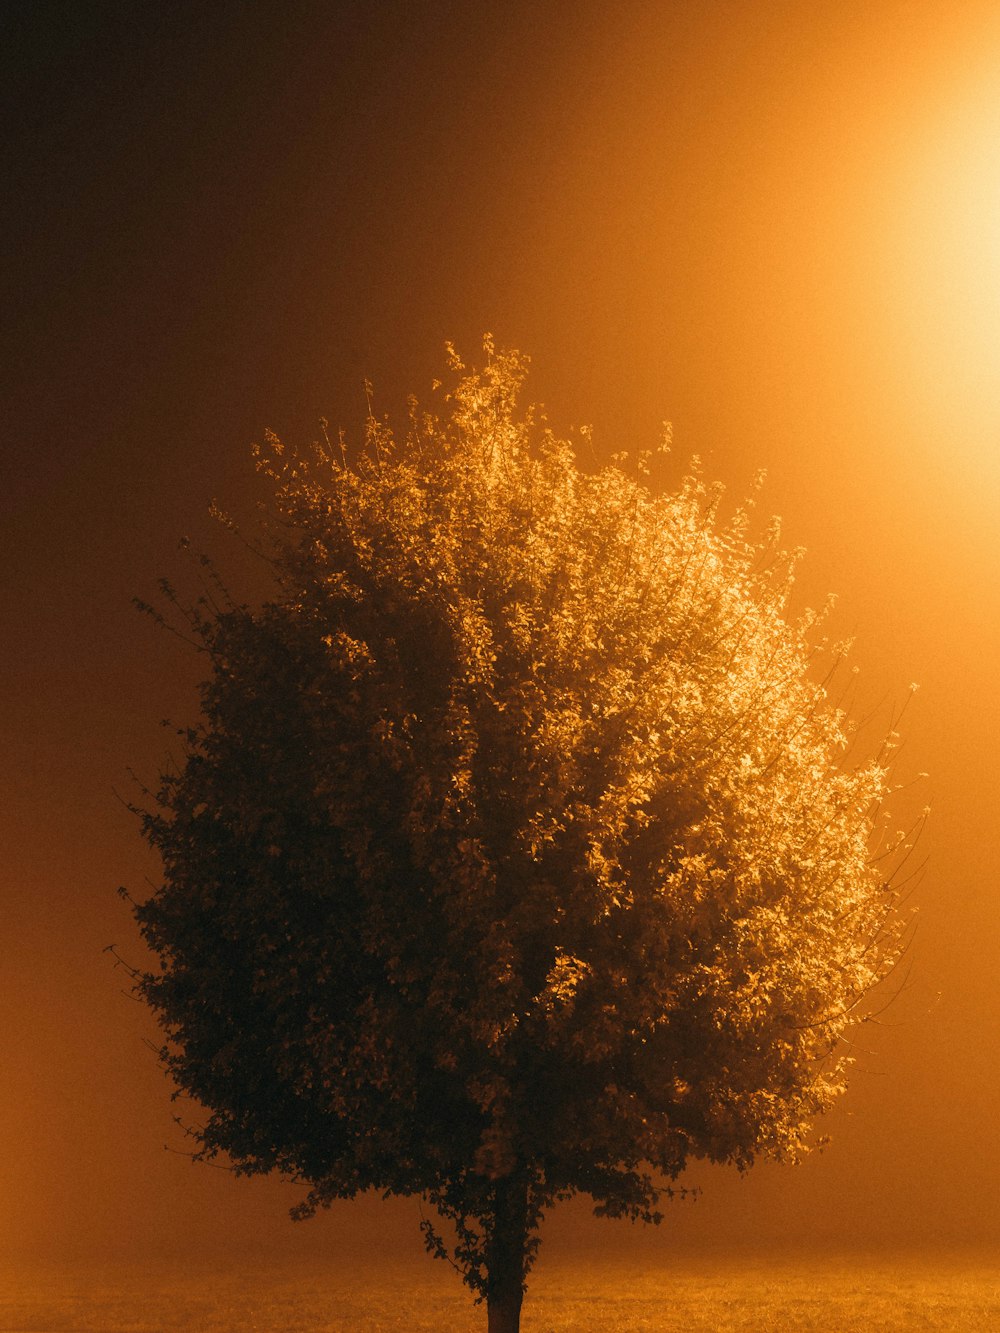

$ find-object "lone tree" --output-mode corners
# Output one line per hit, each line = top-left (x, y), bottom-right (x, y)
(130, 340), (906, 1332)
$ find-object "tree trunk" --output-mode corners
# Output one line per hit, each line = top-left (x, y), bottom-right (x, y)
(485, 1175), (528, 1333)
(486, 1281), (523, 1333)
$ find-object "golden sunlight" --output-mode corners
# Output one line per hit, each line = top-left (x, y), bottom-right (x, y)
(890, 78), (1000, 463)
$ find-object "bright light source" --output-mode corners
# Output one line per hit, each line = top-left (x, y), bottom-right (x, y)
(891, 85), (1000, 458)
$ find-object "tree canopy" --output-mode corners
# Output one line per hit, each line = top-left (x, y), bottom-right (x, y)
(131, 340), (907, 1332)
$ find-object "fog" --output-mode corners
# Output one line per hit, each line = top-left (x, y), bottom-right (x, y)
(3, 0), (999, 1271)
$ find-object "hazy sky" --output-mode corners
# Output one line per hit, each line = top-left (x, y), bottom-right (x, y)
(4, 0), (1000, 1266)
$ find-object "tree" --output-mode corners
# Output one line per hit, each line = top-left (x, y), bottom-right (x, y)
(130, 339), (907, 1333)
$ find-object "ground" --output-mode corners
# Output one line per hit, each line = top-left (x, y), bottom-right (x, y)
(2, 1252), (998, 1331)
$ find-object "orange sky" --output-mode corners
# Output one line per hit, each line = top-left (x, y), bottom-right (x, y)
(4, 0), (1000, 1266)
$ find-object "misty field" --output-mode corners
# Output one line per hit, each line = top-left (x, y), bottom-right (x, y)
(1, 1254), (998, 1332)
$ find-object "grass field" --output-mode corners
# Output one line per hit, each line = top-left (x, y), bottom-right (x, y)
(1, 1253), (998, 1331)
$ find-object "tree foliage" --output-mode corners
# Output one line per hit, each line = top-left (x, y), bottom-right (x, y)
(131, 340), (907, 1331)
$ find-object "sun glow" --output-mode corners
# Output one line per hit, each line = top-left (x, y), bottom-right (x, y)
(890, 82), (1000, 466)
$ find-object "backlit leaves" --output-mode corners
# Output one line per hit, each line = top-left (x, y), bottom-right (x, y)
(133, 338), (907, 1302)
